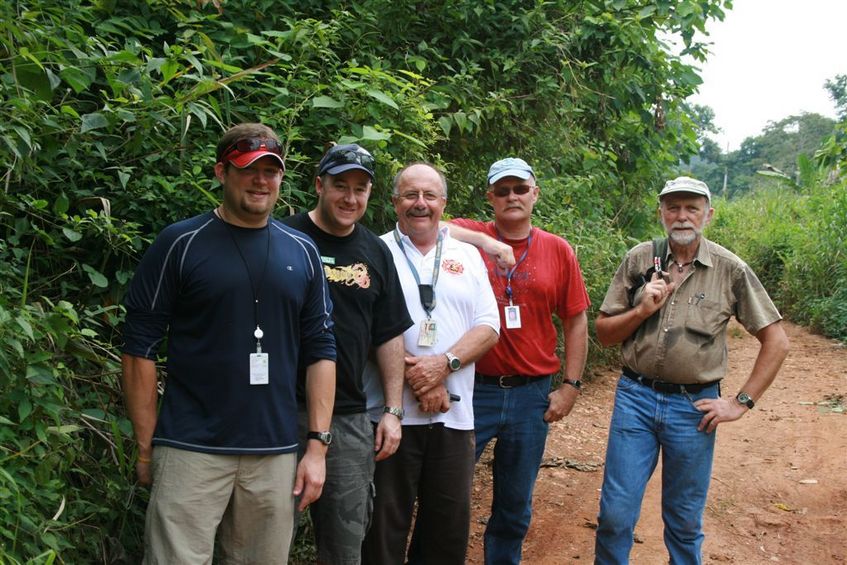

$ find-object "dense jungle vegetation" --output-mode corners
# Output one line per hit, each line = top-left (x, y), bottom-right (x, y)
(1, 0), (844, 562)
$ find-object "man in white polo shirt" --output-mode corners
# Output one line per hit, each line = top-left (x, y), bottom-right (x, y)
(362, 162), (499, 565)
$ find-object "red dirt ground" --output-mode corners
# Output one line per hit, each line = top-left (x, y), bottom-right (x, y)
(468, 321), (847, 564)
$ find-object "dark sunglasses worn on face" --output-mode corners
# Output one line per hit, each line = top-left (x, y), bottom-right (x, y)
(323, 149), (375, 172)
(490, 184), (533, 197)
(221, 138), (282, 161)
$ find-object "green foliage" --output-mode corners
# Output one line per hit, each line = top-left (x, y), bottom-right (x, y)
(824, 74), (847, 121)
(0, 0), (731, 560)
(0, 295), (143, 563)
(708, 179), (847, 342)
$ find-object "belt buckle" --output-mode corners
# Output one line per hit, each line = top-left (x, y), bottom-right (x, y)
(498, 375), (513, 389)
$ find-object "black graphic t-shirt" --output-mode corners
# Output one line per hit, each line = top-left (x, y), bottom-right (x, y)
(283, 212), (413, 413)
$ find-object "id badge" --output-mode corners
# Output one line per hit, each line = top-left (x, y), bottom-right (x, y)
(250, 353), (269, 385)
(505, 305), (522, 329)
(418, 319), (437, 347)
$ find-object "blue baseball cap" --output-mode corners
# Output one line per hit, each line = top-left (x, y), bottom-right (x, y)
(487, 158), (535, 185)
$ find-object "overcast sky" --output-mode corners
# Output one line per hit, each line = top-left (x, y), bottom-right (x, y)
(687, 0), (847, 151)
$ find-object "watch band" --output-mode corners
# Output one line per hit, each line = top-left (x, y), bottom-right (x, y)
(562, 378), (583, 392)
(307, 430), (333, 446)
(384, 406), (404, 420)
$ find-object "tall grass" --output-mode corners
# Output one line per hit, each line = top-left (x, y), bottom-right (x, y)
(708, 178), (847, 341)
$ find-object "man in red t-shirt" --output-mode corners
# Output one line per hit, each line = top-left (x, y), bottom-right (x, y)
(449, 157), (590, 565)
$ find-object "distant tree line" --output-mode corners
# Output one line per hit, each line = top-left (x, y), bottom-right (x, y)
(679, 75), (846, 197)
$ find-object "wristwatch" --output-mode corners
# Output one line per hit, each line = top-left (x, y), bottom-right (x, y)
(445, 351), (462, 372)
(384, 406), (405, 420)
(307, 431), (333, 446)
(562, 378), (583, 392)
(735, 391), (755, 409)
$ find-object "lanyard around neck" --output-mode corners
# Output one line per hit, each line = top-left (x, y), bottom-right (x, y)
(496, 227), (533, 304)
(393, 227), (443, 318)
(220, 214), (271, 350)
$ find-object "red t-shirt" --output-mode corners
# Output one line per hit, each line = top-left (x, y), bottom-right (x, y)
(451, 219), (590, 376)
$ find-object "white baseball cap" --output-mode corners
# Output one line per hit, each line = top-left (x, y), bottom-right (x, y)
(659, 176), (711, 202)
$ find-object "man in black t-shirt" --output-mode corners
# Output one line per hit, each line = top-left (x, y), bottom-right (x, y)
(283, 144), (412, 564)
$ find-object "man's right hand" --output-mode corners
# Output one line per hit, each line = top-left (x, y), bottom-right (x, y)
(637, 271), (676, 318)
(374, 413), (402, 461)
(482, 239), (516, 270)
(136, 458), (152, 486)
(417, 385), (451, 413)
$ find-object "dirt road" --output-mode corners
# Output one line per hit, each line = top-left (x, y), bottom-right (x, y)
(468, 321), (847, 564)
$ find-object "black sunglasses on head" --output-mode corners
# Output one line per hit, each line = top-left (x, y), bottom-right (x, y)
(321, 149), (375, 173)
(221, 138), (282, 160)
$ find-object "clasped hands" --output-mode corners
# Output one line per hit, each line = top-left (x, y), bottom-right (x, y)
(404, 354), (451, 413)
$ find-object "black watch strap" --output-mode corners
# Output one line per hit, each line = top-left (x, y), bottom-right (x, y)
(307, 430), (333, 446)
(562, 379), (582, 392)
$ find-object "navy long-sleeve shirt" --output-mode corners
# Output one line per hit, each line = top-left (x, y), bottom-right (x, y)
(122, 212), (336, 455)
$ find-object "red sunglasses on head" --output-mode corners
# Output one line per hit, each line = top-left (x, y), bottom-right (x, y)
(220, 138), (282, 161)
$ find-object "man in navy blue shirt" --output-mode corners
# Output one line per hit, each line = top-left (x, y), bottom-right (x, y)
(121, 123), (336, 563)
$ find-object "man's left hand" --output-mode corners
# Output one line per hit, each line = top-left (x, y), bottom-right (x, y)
(293, 447), (326, 511)
(544, 385), (579, 423)
(374, 413), (402, 462)
(694, 397), (747, 433)
(405, 355), (449, 396)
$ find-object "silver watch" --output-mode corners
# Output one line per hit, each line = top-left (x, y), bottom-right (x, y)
(445, 351), (462, 372)
(384, 406), (405, 420)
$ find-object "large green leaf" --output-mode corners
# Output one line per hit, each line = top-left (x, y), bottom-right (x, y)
(59, 66), (96, 94)
(366, 89), (399, 110)
(80, 113), (109, 133)
(312, 96), (345, 108)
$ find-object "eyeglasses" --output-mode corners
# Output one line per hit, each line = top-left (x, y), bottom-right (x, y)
(221, 138), (282, 161)
(396, 190), (444, 202)
(319, 149), (375, 175)
(490, 184), (533, 197)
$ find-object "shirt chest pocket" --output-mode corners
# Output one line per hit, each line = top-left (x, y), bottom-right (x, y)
(684, 298), (727, 340)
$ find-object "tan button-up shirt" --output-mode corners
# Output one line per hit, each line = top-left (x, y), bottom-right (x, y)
(599, 237), (782, 384)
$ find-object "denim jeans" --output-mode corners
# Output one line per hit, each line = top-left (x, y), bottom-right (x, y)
(473, 375), (551, 565)
(595, 374), (719, 565)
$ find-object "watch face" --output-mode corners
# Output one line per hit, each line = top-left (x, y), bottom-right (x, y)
(308, 431), (333, 445)
(449, 358), (461, 370)
(736, 392), (754, 408)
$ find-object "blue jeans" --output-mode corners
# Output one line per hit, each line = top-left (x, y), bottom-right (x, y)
(595, 375), (719, 565)
(474, 376), (551, 565)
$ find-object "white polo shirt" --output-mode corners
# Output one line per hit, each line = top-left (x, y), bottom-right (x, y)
(364, 225), (499, 430)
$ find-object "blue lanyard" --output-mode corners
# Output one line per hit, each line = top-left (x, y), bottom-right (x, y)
(496, 227), (533, 304)
(393, 227), (443, 318)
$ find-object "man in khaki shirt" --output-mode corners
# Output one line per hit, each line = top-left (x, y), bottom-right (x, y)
(593, 176), (790, 565)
